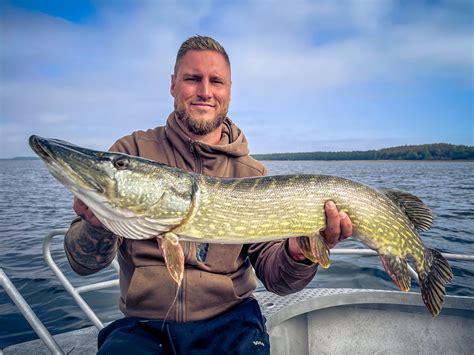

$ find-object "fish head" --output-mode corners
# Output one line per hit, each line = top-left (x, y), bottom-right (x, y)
(28, 135), (174, 219)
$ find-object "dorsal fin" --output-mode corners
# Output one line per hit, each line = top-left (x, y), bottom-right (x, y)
(380, 188), (433, 232)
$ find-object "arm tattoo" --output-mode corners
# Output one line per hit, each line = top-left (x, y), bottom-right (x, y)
(65, 221), (118, 270)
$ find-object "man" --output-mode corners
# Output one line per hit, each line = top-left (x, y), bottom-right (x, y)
(65, 36), (352, 354)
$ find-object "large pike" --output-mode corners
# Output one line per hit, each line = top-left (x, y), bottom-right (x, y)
(29, 135), (453, 316)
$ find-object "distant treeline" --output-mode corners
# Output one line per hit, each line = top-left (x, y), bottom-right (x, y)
(10, 157), (39, 160)
(253, 143), (474, 161)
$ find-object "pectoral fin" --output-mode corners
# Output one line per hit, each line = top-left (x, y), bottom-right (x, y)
(298, 233), (331, 268)
(158, 232), (184, 286)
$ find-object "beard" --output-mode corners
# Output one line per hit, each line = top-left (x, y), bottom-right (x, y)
(174, 101), (228, 136)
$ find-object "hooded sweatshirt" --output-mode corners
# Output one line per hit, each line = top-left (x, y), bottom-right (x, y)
(65, 113), (318, 322)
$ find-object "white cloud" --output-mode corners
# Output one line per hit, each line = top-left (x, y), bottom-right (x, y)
(1, 1), (472, 157)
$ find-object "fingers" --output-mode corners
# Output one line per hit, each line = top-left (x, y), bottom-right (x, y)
(321, 201), (352, 249)
(73, 197), (103, 228)
(73, 197), (86, 215)
(287, 200), (353, 263)
(339, 211), (352, 240)
(323, 201), (340, 247)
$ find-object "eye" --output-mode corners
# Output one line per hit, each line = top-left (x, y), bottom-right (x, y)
(211, 78), (224, 85)
(184, 75), (199, 82)
(113, 157), (129, 170)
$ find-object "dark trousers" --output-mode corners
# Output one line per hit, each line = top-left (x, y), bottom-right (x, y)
(97, 298), (270, 354)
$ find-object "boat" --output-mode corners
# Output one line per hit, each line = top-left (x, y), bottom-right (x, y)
(2, 229), (473, 354)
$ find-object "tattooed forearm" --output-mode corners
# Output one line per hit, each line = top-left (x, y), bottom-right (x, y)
(65, 220), (118, 271)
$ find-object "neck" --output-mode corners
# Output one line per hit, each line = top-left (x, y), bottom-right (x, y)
(185, 125), (223, 145)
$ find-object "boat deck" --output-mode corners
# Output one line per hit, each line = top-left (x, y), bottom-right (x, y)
(3, 288), (474, 354)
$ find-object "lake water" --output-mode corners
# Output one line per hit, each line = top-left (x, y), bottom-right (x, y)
(1, 159), (473, 348)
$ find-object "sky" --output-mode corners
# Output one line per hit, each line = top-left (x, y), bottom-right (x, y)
(0, 0), (473, 158)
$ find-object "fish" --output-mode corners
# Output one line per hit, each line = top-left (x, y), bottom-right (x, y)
(29, 135), (453, 316)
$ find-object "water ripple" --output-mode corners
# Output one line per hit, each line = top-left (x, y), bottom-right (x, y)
(1, 160), (473, 348)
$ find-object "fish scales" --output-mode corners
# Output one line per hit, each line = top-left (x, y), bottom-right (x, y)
(179, 174), (421, 255)
(28, 135), (453, 316)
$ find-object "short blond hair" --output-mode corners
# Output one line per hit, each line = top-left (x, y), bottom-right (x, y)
(174, 35), (230, 74)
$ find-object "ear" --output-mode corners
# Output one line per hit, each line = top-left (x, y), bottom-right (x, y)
(170, 74), (176, 97)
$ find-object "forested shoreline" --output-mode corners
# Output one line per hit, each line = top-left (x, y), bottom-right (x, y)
(253, 143), (474, 161)
(5, 143), (473, 161)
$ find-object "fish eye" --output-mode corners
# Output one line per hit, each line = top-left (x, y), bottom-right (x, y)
(113, 157), (129, 170)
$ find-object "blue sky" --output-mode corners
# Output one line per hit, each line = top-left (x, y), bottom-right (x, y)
(1, 0), (472, 158)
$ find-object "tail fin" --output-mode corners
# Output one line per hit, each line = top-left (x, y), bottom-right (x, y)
(418, 248), (453, 316)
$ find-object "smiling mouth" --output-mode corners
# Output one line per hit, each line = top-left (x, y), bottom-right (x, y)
(191, 102), (214, 108)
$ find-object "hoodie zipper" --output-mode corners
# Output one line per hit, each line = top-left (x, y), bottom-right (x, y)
(189, 141), (203, 174)
(177, 141), (203, 323)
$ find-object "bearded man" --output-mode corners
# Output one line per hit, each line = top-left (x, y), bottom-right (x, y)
(65, 35), (352, 354)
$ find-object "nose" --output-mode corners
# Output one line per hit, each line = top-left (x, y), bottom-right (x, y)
(197, 79), (211, 99)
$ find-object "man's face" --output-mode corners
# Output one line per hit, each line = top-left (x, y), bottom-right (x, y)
(171, 50), (231, 136)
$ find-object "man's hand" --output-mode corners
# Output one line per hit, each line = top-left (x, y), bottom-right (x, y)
(288, 201), (352, 262)
(73, 197), (104, 228)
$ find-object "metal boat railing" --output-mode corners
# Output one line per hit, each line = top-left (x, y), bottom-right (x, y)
(0, 268), (64, 355)
(2, 228), (474, 354)
(42, 229), (120, 330)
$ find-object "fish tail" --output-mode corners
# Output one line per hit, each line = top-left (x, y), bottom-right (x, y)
(418, 248), (453, 317)
(298, 234), (331, 268)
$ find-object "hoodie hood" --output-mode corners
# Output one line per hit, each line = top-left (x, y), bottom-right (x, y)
(164, 112), (256, 176)
(166, 112), (250, 157)
(110, 112), (265, 178)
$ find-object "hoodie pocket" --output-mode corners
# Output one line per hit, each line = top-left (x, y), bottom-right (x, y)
(123, 264), (177, 317)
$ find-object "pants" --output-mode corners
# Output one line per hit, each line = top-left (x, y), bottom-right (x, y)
(97, 298), (270, 354)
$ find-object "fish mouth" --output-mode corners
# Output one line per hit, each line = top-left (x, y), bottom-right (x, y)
(29, 135), (53, 162)
(29, 135), (105, 194)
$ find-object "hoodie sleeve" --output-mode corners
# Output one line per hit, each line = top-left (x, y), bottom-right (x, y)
(247, 239), (318, 296)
